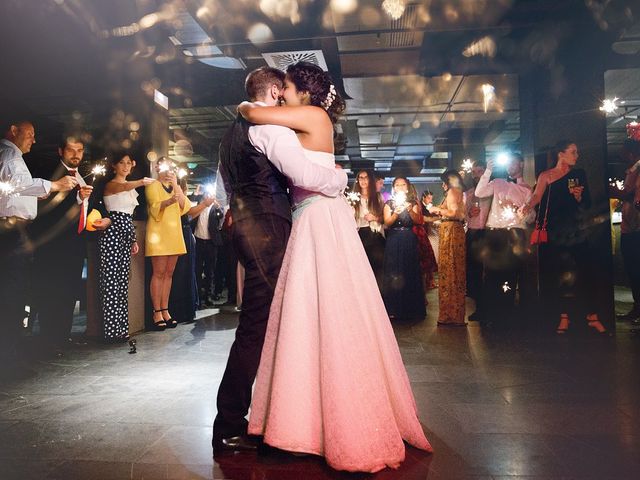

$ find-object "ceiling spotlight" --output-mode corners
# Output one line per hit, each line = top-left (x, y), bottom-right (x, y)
(382, 0), (406, 20)
(599, 97), (619, 114)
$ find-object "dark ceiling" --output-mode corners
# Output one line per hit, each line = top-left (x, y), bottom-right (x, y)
(1, 0), (638, 184)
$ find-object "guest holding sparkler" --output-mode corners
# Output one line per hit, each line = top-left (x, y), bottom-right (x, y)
(168, 174), (216, 323)
(463, 160), (490, 322)
(413, 189), (438, 292)
(428, 170), (467, 326)
(421, 190), (441, 269)
(473, 154), (534, 328)
(99, 153), (153, 342)
(523, 140), (606, 334)
(145, 158), (192, 330)
(382, 177), (426, 321)
(0, 121), (77, 369)
(31, 136), (110, 353)
(352, 170), (385, 287)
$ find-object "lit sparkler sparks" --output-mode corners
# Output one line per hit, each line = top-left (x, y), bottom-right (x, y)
(502, 282), (512, 293)
(81, 163), (107, 186)
(158, 160), (176, 173)
(0, 179), (21, 197)
(461, 159), (474, 173)
(204, 183), (216, 197)
(599, 97), (619, 114)
(345, 190), (361, 206)
(501, 204), (517, 222)
(177, 168), (188, 179)
(609, 178), (625, 190)
(392, 191), (407, 207)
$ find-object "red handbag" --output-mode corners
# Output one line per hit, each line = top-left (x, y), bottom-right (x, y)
(530, 184), (551, 245)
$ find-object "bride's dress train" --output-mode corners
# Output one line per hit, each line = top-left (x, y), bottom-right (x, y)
(248, 149), (432, 473)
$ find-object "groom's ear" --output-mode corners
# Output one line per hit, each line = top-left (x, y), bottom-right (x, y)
(270, 84), (280, 100)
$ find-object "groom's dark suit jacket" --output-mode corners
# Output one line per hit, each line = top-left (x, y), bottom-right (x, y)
(213, 114), (292, 440)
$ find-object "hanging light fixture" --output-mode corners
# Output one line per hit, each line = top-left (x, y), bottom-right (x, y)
(481, 83), (495, 113)
(382, 0), (405, 20)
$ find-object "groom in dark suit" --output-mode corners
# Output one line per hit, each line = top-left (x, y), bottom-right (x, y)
(213, 67), (347, 452)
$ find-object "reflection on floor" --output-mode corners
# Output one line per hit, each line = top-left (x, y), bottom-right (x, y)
(1, 291), (640, 479)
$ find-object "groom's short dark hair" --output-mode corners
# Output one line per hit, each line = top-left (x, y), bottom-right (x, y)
(245, 67), (285, 101)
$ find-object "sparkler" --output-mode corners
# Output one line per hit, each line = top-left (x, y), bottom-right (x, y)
(81, 163), (107, 185)
(345, 190), (361, 206)
(82, 164), (107, 179)
(158, 160), (176, 173)
(204, 183), (216, 197)
(502, 282), (512, 293)
(0, 179), (21, 197)
(392, 191), (407, 207)
(177, 168), (188, 179)
(461, 159), (473, 174)
(501, 204), (517, 222)
(609, 178), (625, 190)
(599, 97), (619, 114)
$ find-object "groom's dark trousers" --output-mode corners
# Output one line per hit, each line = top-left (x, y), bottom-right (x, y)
(213, 215), (290, 438)
(213, 115), (292, 443)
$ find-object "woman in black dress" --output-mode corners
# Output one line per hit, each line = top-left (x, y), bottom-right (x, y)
(524, 140), (607, 334)
(382, 177), (426, 322)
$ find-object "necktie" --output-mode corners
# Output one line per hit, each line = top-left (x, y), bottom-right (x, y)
(68, 170), (86, 233)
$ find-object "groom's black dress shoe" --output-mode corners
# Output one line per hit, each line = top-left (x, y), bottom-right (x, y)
(213, 435), (259, 453)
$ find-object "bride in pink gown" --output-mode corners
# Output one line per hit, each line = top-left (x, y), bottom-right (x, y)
(237, 62), (432, 473)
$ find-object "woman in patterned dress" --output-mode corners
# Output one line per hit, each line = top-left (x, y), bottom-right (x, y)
(99, 153), (153, 342)
(428, 170), (467, 326)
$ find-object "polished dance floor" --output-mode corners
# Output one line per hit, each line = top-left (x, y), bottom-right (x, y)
(1, 290), (640, 479)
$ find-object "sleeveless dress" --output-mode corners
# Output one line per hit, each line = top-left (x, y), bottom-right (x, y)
(248, 149), (432, 473)
(382, 201), (427, 320)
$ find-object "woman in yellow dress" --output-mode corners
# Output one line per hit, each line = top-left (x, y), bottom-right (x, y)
(145, 163), (191, 329)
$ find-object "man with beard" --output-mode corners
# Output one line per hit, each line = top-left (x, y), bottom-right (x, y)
(31, 136), (110, 354)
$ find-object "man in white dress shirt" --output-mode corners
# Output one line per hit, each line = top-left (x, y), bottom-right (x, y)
(0, 120), (77, 370)
(474, 154), (535, 328)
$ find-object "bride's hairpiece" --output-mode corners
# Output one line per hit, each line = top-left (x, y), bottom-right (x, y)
(321, 84), (337, 110)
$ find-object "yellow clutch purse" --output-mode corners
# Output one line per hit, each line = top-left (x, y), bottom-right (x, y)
(85, 209), (102, 231)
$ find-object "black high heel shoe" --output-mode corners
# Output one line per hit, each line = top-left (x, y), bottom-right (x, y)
(162, 308), (178, 328)
(151, 309), (167, 331)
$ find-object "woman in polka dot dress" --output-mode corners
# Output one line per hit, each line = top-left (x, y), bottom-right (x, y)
(99, 154), (153, 342)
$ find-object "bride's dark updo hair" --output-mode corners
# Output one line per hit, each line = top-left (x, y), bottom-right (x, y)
(285, 61), (345, 124)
